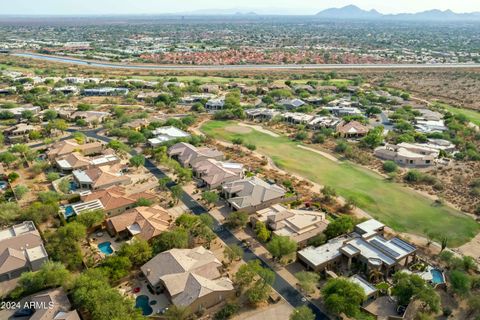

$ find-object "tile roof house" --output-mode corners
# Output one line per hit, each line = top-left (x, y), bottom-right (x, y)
(106, 205), (172, 241)
(222, 176), (287, 213)
(47, 139), (103, 160)
(0, 221), (48, 282)
(80, 186), (156, 216)
(54, 150), (120, 172)
(168, 142), (224, 168)
(141, 247), (234, 312)
(336, 121), (369, 138)
(192, 159), (244, 189)
(251, 204), (329, 246)
(72, 165), (131, 191)
(0, 288), (80, 320)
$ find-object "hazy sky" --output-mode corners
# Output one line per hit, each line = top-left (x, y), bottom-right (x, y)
(2, 0), (480, 15)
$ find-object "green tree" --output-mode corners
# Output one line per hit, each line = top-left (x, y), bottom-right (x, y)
(235, 260), (275, 305)
(127, 131), (146, 145)
(129, 154), (145, 167)
(14, 261), (71, 298)
(224, 211), (248, 230)
(0, 202), (21, 225)
(266, 236), (297, 261)
(322, 277), (366, 317)
(152, 229), (189, 254)
(324, 215), (355, 239)
(307, 233), (327, 247)
(254, 221), (271, 243)
(158, 177), (170, 190)
(290, 306), (315, 320)
(170, 185), (183, 204)
(47, 172), (60, 182)
(76, 209), (105, 229)
(391, 272), (440, 313)
(14, 185), (29, 199)
(295, 271), (320, 294)
(101, 255), (132, 281)
(224, 244), (244, 265)
(361, 126), (384, 149)
(0, 151), (18, 167)
(322, 185), (337, 203)
(107, 139), (131, 152)
(449, 270), (471, 296)
(45, 222), (86, 270)
(383, 161), (398, 173)
(22, 201), (59, 224)
(117, 238), (153, 266)
(201, 191), (219, 207)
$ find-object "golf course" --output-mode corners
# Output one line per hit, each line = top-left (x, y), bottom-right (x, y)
(201, 120), (480, 247)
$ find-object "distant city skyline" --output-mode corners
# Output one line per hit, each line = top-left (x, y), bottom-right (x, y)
(2, 0), (480, 16)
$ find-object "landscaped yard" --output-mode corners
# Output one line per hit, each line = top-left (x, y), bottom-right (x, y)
(201, 120), (480, 247)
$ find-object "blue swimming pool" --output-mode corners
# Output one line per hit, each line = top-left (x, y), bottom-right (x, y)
(135, 295), (153, 316)
(64, 205), (75, 218)
(431, 268), (445, 284)
(98, 241), (113, 255)
(69, 181), (77, 191)
(0, 181), (7, 190)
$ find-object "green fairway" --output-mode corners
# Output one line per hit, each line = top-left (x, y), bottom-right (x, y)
(438, 103), (480, 126)
(201, 120), (480, 247)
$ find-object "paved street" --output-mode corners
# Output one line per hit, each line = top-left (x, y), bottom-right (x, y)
(83, 129), (330, 320)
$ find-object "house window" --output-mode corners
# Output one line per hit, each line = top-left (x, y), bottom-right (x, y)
(426, 160), (431, 164)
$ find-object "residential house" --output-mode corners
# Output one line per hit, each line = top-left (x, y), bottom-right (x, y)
(47, 139), (103, 160)
(140, 247), (235, 312)
(325, 99), (363, 116)
(245, 108), (281, 121)
(374, 143), (437, 167)
(137, 91), (161, 101)
(80, 186), (156, 216)
(123, 118), (150, 132)
(148, 126), (191, 147)
(163, 82), (185, 88)
(0, 288), (80, 320)
(72, 165), (131, 190)
(293, 85), (315, 93)
(200, 84), (220, 94)
(55, 152), (119, 172)
(222, 176), (287, 213)
(71, 110), (110, 126)
(53, 86), (79, 95)
(0, 221), (48, 282)
(205, 98), (225, 111)
(8, 105), (41, 119)
(81, 87), (129, 96)
(415, 109), (443, 122)
(106, 205), (172, 241)
(168, 142), (223, 168)
(336, 121), (369, 138)
(192, 159), (244, 189)
(4, 124), (39, 143)
(298, 219), (416, 278)
(279, 98), (306, 110)
(415, 120), (447, 133)
(251, 204), (329, 246)
(0, 87), (16, 95)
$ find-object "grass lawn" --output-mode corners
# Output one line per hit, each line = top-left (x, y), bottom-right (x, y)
(436, 102), (480, 126)
(201, 120), (480, 247)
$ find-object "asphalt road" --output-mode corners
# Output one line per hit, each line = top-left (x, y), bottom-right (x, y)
(82, 129), (329, 320)
(12, 52), (480, 71)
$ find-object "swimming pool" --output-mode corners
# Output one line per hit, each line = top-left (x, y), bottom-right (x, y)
(0, 181), (7, 190)
(98, 241), (113, 255)
(431, 268), (445, 284)
(64, 206), (75, 218)
(69, 181), (77, 191)
(135, 295), (153, 316)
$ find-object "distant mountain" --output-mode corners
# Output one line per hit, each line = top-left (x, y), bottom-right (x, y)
(316, 5), (382, 19)
(316, 5), (480, 21)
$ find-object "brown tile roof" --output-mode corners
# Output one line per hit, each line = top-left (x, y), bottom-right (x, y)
(81, 186), (155, 211)
(106, 205), (172, 241)
(336, 121), (369, 135)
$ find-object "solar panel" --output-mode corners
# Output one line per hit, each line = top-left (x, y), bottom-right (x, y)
(391, 238), (416, 253)
(370, 239), (401, 258)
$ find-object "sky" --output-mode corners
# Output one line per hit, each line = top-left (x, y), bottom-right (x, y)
(2, 0), (480, 16)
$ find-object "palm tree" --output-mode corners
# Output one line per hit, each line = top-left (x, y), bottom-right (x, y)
(369, 268), (384, 284)
(164, 305), (190, 320)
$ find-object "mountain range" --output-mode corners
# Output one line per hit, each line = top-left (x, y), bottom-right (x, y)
(316, 5), (480, 21)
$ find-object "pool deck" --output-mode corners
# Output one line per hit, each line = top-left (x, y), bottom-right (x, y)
(118, 277), (170, 316)
(88, 232), (123, 256)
